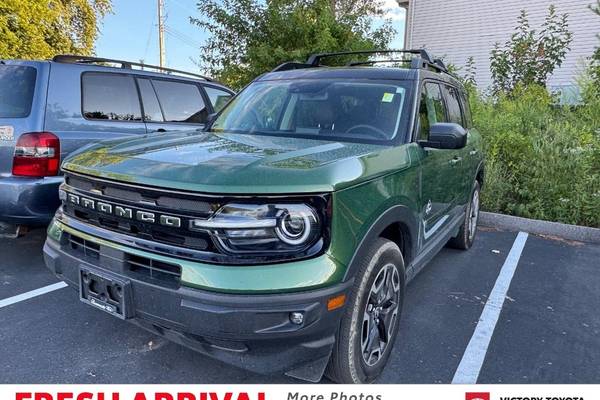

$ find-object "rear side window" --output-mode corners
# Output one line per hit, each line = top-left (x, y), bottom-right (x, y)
(459, 91), (473, 128)
(204, 86), (232, 112)
(418, 82), (447, 141)
(152, 80), (207, 123)
(82, 73), (142, 121)
(0, 66), (37, 118)
(137, 78), (164, 122)
(443, 85), (464, 126)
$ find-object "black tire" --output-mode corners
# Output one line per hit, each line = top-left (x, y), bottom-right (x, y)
(325, 238), (405, 383)
(448, 181), (481, 250)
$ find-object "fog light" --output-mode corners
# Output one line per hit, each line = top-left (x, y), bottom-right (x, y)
(289, 312), (304, 325)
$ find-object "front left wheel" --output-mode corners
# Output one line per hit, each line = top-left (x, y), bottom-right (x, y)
(325, 238), (405, 383)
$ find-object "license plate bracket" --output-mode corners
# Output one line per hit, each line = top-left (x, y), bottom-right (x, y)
(79, 267), (132, 319)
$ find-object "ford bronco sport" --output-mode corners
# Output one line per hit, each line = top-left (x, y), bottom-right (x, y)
(43, 49), (484, 383)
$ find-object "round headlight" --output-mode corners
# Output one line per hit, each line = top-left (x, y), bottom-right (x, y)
(276, 207), (315, 245)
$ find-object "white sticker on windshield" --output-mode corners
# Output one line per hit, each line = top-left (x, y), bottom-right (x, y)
(0, 126), (14, 141)
(382, 93), (395, 103)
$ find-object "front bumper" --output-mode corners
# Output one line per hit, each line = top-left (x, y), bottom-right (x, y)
(0, 175), (63, 226)
(43, 221), (351, 380)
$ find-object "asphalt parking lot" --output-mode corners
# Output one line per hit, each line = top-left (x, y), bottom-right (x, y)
(1, 227), (599, 384)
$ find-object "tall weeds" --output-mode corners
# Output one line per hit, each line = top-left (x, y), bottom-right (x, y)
(470, 82), (600, 227)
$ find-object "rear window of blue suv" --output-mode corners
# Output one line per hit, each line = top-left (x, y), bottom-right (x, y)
(0, 65), (37, 118)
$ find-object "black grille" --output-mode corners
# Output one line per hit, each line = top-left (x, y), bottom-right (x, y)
(65, 232), (181, 287)
(62, 172), (218, 253)
(66, 174), (213, 214)
(126, 254), (181, 286)
(66, 233), (100, 260)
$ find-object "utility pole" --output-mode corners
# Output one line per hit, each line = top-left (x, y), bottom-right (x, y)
(158, 0), (165, 69)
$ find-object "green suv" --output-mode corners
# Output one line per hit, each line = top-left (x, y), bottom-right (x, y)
(43, 49), (484, 383)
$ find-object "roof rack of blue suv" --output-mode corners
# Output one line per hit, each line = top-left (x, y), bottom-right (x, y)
(52, 54), (214, 81)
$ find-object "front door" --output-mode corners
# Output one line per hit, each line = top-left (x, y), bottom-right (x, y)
(416, 82), (463, 247)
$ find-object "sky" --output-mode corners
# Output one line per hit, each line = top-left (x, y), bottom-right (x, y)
(95, 0), (406, 74)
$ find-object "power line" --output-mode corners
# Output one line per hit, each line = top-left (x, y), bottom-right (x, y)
(165, 25), (200, 45)
(164, 31), (202, 50)
(164, 25), (202, 49)
(143, 21), (156, 61)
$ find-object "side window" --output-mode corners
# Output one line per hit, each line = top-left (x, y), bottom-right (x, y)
(443, 85), (464, 126)
(459, 91), (473, 128)
(82, 73), (142, 121)
(204, 86), (233, 113)
(137, 78), (164, 122)
(418, 82), (447, 141)
(152, 80), (207, 124)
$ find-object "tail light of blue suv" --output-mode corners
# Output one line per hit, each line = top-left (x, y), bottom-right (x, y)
(12, 132), (61, 177)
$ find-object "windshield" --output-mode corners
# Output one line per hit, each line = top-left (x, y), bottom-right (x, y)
(210, 79), (411, 143)
(0, 66), (37, 118)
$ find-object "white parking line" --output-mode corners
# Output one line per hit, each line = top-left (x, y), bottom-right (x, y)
(0, 281), (68, 309)
(452, 231), (529, 384)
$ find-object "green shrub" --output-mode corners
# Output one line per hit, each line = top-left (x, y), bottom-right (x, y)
(471, 83), (600, 228)
(489, 6), (572, 94)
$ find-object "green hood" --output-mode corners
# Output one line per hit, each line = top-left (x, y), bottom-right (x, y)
(62, 130), (409, 194)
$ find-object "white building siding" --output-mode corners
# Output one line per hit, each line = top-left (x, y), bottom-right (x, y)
(404, 0), (600, 91)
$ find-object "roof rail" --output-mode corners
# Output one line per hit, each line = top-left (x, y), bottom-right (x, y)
(306, 49), (436, 66)
(433, 58), (448, 72)
(52, 55), (214, 81)
(270, 49), (450, 74)
(271, 62), (316, 73)
(346, 59), (412, 67)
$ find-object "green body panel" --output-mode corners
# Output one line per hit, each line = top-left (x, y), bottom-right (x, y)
(56, 109), (484, 295)
(62, 130), (395, 194)
(328, 143), (421, 268)
(48, 220), (345, 293)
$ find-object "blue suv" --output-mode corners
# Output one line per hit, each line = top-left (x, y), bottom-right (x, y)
(0, 56), (233, 237)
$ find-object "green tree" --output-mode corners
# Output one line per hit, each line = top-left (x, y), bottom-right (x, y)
(328, 0), (385, 20)
(0, 0), (112, 60)
(192, 0), (395, 89)
(490, 5), (572, 94)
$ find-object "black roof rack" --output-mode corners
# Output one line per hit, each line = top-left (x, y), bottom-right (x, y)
(52, 55), (214, 81)
(346, 59), (411, 67)
(271, 49), (448, 74)
(433, 58), (448, 72)
(270, 61), (316, 73)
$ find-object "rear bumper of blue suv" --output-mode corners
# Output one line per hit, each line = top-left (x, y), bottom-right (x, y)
(0, 175), (63, 226)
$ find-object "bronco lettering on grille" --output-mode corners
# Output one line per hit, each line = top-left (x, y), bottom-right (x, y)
(66, 193), (181, 228)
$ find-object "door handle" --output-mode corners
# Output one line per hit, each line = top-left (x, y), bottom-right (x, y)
(155, 128), (167, 133)
(450, 156), (462, 165)
(469, 150), (478, 156)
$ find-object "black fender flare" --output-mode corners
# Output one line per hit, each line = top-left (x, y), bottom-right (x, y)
(475, 160), (485, 188)
(342, 205), (419, 282)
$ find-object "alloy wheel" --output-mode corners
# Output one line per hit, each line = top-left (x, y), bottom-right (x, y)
(468, 189), (480, 241)
(361, 263), (401, 366)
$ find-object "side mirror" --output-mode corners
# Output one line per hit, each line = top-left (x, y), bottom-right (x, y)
(420, 122), (467, 149)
